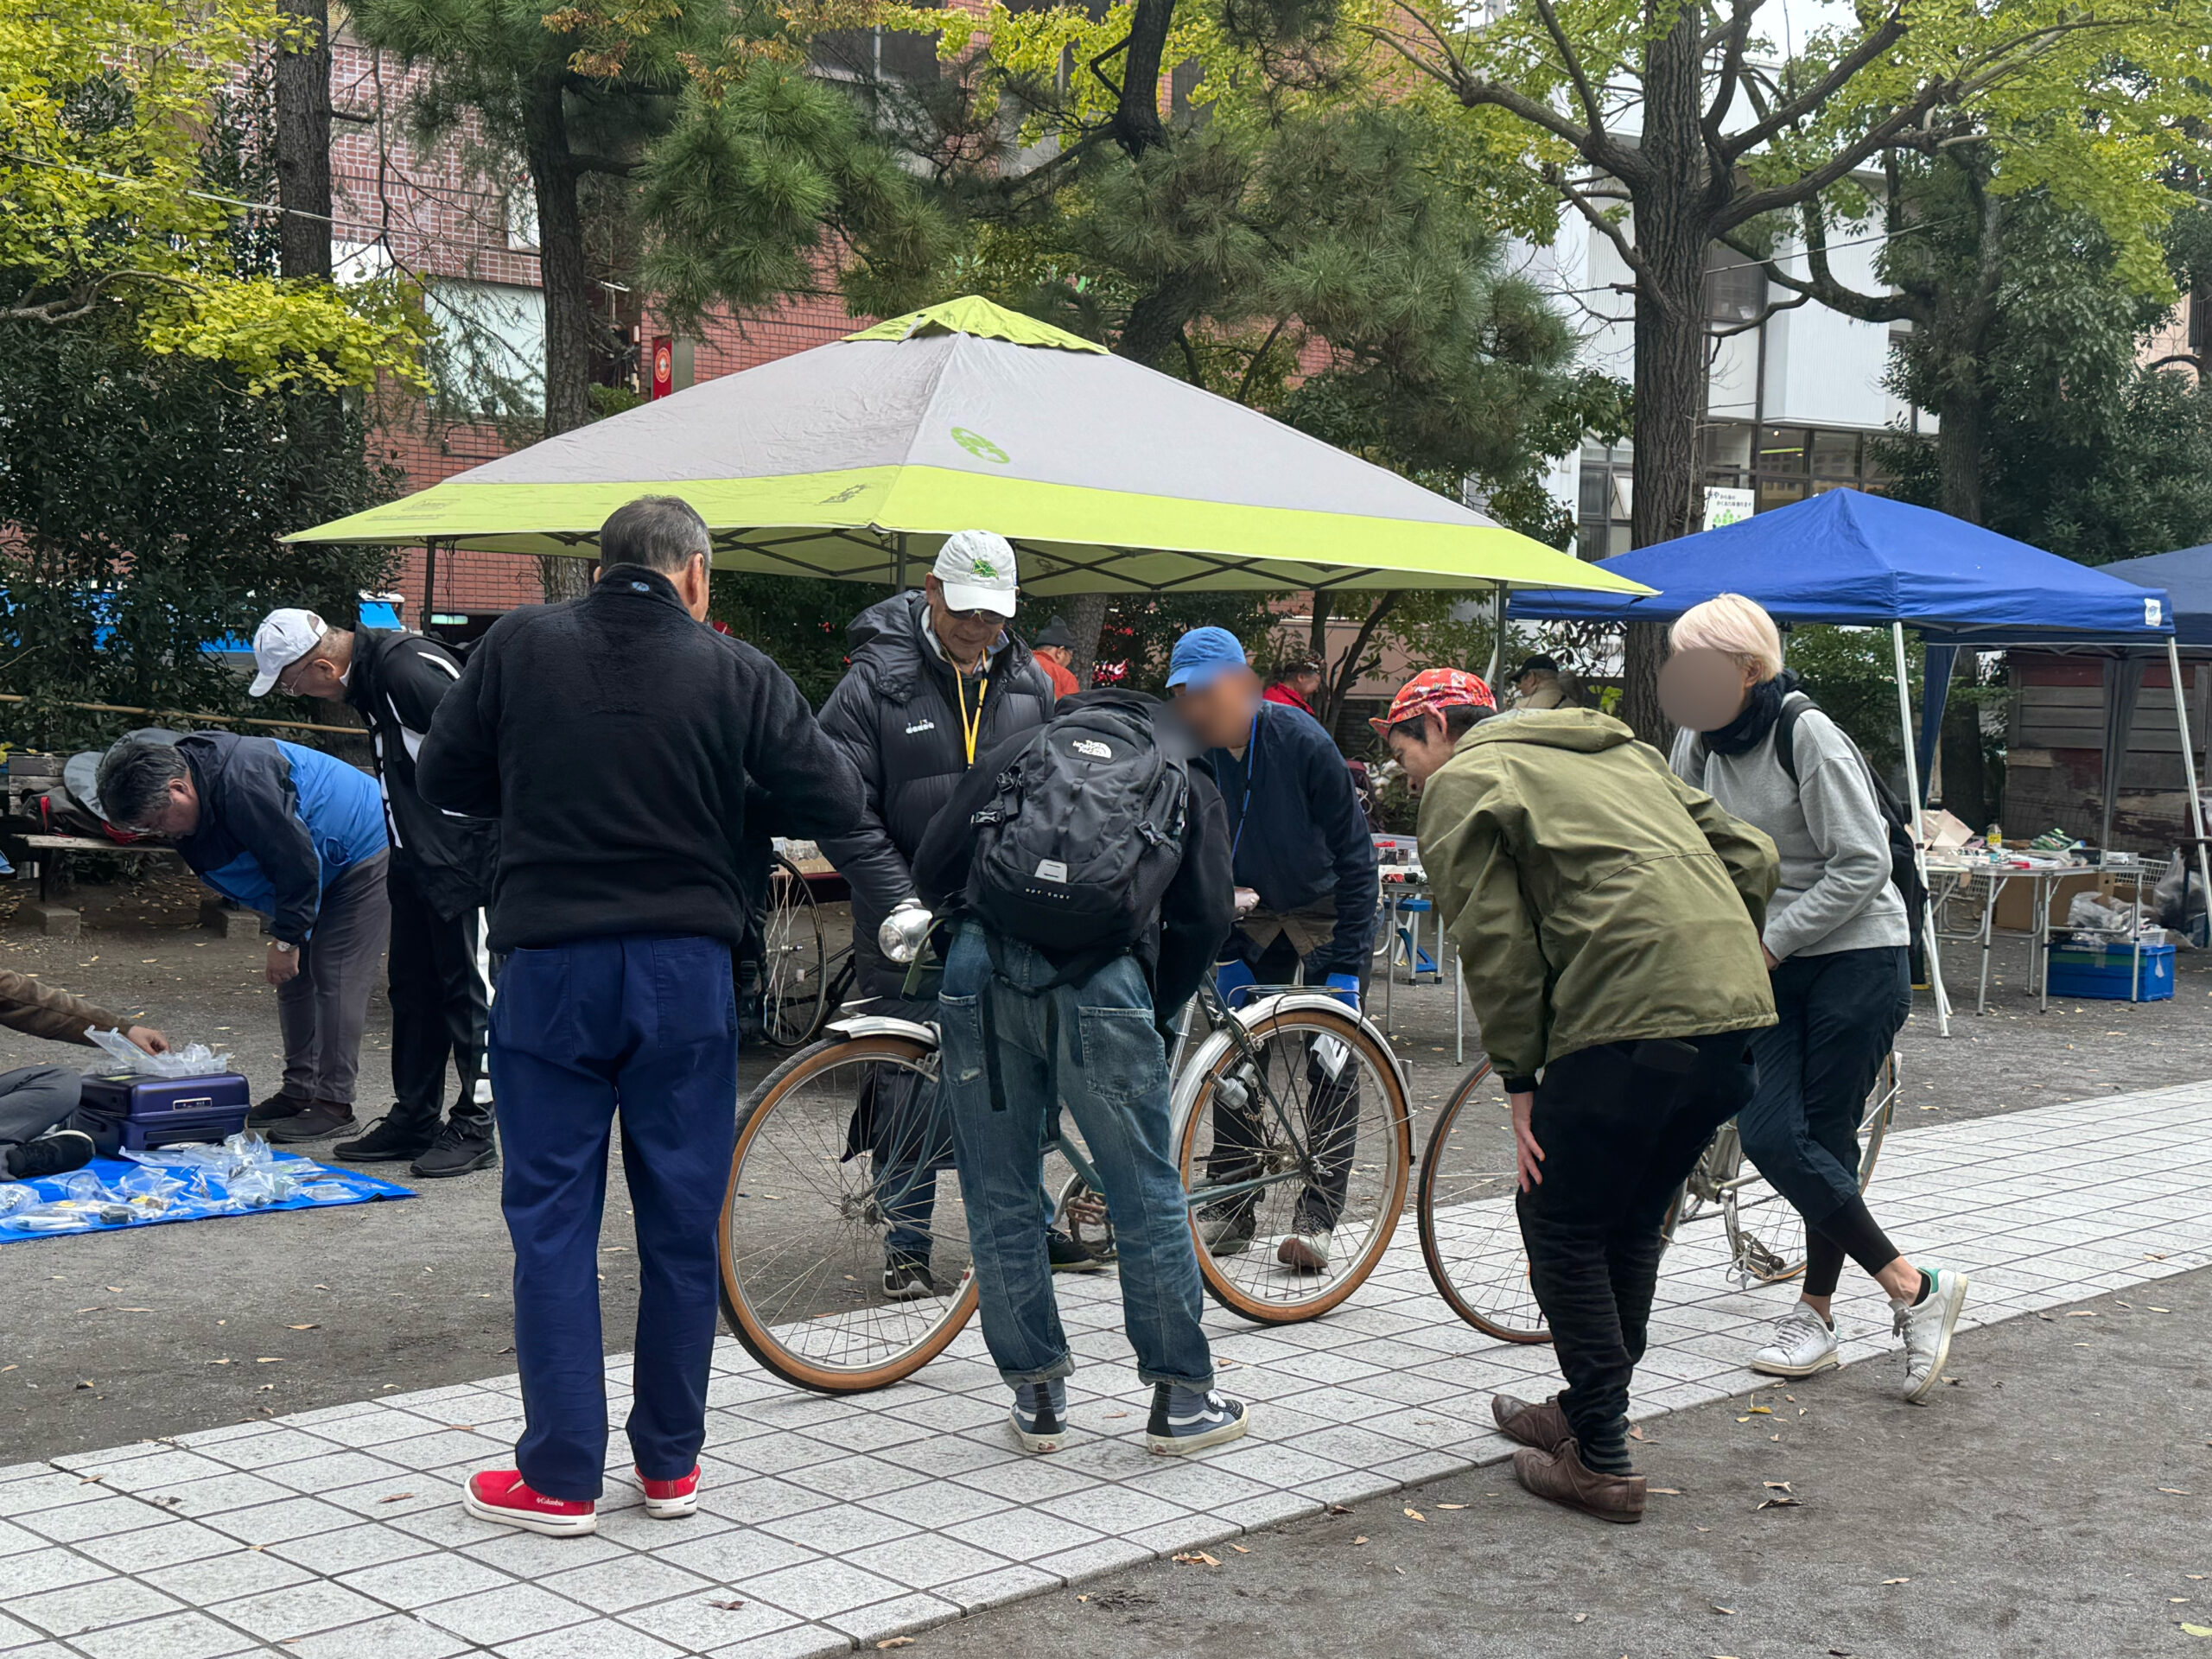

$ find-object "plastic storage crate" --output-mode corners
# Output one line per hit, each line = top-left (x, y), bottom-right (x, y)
(2045, 942), (2175, 1002)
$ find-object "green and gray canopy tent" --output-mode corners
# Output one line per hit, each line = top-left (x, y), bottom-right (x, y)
(289, 296), (1649, 607)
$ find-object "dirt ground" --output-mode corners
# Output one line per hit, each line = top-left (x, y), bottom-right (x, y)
(4, 870), (2210, 1465)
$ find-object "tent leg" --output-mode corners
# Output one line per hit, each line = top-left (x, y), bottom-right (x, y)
(2167, 638), (2212, 937)
(1894, 622), (1953, 1036)
(1486, 583), (1503, 690)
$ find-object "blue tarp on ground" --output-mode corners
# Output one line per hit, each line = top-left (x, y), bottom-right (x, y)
(1510, 488), (2177, 646)
(0, 1150), (413, 1243)
(2101, 547), (2212, 647)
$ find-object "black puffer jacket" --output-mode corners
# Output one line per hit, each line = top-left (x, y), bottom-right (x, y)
(817, 590), (1053, 998)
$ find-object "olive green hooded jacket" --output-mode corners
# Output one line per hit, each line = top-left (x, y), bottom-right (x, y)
(1416, 708), (1780, 1091)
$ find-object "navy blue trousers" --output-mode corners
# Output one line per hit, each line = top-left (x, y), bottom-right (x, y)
(487, 934), (737, 1501)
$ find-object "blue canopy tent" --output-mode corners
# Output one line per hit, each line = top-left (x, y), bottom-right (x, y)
(1511, 488), (2188, 1033)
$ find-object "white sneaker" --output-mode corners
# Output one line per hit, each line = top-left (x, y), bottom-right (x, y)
(1891, 1267), (1969, 1402)
(1275, 1231), (1332, 1273)
(1749, 1301), (1839, 1377)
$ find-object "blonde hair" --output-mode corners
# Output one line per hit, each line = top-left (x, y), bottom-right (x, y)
(1670, 593), (1783, 683)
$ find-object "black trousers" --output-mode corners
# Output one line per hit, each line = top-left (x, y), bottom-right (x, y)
(387, 859), (493, 1137)
(1516, 1033), (1758, 1473)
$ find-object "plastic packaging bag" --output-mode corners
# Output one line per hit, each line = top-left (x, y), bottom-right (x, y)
(81, 1027), (234, 1078)
(0, 1183), (39, 1217)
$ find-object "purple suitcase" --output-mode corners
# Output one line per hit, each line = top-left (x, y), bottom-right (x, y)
(77, 1072), (252, 1152)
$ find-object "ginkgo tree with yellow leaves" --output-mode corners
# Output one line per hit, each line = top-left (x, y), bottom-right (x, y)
(1, 0), (429, 392)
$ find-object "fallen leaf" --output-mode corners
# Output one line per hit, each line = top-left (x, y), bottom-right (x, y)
(2065, 1310), (2097, 1318)
(1075, 1595), (1090, 1603)
(104, 1286), (123, 1293)
(875, 1640), (914, 1650)
(2182, 1625), (2212, 1638)
(287, 1324), (319, 1332)
(255, 1357), (282, 1364)
(1882, 1578), (1911, 1586)
(377, 1494), (414, 1503)
(1648, 1487), (1682, 1496)
(1172, 1552), (1219, 1567)
(1229, 1543), (1250, 1554)
(1714, 1605), (1737, 1615)
(1438, 1503), (1467, 1510)
(1403, 1507), (1426, 1522)
(709, 1599), (748, 1611)
(1352, 1535), (1369, 1546)
(1103, 1412), (1128, 1420)
(1628, 1425), (1647, 1441)
(1573, 1613), (1588, 1624)
(1758, 1495), (1801, 1510)
(1764, 1481), (1793, 1492)
(2159, 1488), (2192, 1496)
(73, 1380), (92, 1390)
(1745, 1405), (1771, 1415)
(1327, 1504), (1353, 1515)
(2152, 1306), (2172, 1313)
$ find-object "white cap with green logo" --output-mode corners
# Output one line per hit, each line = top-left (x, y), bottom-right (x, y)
(931, 530), (1019, 617)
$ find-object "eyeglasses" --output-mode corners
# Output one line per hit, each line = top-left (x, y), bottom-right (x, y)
(944, 604), (1011, 623)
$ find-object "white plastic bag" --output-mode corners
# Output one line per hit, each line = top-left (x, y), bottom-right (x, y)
(81, 1027), (234, 1078)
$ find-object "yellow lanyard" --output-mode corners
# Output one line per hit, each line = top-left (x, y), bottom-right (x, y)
(954, 670), (989, 766)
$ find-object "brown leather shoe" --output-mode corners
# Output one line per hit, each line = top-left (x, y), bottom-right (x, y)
(1491, 1392), (1573, 1453)
(1511, 1440), (1646, 1523)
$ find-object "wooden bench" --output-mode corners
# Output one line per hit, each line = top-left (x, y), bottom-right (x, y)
(10, 834), (244, 941)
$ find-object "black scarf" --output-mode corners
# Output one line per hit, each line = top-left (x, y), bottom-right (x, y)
(1702, 669), (1799, 756)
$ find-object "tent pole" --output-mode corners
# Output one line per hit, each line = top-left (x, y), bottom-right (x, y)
(1486, 583), (1503, 690)
(2166, 636), (2212, 939)
(1894, 621), (1953, 1036)
(421, 539), (438, 632)
(894, 532), (907, 592)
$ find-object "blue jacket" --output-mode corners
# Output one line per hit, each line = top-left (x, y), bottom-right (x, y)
(1205, 702), (1378, 975)
(174, 732), (387, 944)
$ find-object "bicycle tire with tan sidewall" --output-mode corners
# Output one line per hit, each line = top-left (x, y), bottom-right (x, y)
(718, 1033), (980, 1393)
(1177, 1002), (1412, 1325)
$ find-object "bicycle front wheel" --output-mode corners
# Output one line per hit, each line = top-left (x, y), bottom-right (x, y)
(1719, 1051), (1903, 1286)
(1417, 1062), (1548, 1343)
(1177, 1002), (1411, 1324)
(719, 1033), (977, 1391)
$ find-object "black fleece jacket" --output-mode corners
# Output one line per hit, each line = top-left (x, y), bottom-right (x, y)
(911, 690), (1236, 1014)
(416, 565), (865, 951)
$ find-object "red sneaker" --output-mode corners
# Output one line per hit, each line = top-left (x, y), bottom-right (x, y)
(463, 1470), (597, 1536)
(637, 1465), (701, 1519)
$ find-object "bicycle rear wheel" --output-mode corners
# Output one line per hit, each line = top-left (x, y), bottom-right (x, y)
(1177, 1001), (1411, 1324)
(719, 1033), (977, 1391)
(759, 855), (830, 1049)
(1416, 1062), (1548, 1342)
(1720, 1051), (1902, 1285)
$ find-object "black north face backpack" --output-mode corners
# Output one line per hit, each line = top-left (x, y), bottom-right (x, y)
(964, 702), (1191, 979)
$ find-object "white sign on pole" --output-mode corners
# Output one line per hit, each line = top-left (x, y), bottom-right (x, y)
(1703, 486), (1756, 531)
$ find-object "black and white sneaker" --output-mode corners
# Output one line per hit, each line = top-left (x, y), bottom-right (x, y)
(4, 1129), (96, 1181)
(1047, 1228), (1108, 1274)
(1146, 1382), (1250, 1455)
(882, 1252), (937, 1301)
(1009, 1379), (1070, 1453)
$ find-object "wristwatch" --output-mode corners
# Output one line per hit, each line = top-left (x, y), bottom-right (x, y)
(272, 940), (298, 954)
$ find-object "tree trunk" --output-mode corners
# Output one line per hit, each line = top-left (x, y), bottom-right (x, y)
(1307, 590), (1333, 662)
(1108, 0), (1175, 158)
(1065, 592), (1110, 687)
(1934, 380), (1985, 525)
(1321, 592), (1398, 736)
(273, 0), (333, 281)
(1611, 2), (1713, 748)
(525, 75), (594, 601)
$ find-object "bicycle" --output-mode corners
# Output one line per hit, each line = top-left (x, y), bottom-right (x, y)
(716, 910), (1414, 1392)
(1416, 1052), (1900, 1343)
(751, 849), (855, 1049)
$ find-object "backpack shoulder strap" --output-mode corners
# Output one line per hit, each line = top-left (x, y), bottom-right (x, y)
(1774, 691), (1816, 788)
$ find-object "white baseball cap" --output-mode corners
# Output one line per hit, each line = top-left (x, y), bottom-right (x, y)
(932, 531), (1019, 618)
(247, 608), (328, 696)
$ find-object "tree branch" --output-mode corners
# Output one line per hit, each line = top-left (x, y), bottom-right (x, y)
(3, 269), (197, 325)
(1233, 317), (1289, 405)
(1707, 288), (1809, 338)
(1548, 165), (1646, 281)
(1529, 0), (1610, 148)
(1701, 0), (1756, 161)
(1720, 12), (1906, 163)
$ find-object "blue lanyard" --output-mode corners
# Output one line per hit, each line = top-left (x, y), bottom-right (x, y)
(1230, 709), (1260, 863)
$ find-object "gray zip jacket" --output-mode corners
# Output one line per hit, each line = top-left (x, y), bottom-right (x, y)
(1669, 697), (1909, 963)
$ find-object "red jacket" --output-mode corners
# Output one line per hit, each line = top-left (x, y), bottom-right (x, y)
(1263, 682), (1315, 716)
(1039, 654), (1080, 699)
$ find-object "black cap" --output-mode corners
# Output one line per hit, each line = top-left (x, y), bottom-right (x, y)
(1033, 616), (1075, 649)
(1514, 654), (1561, 680)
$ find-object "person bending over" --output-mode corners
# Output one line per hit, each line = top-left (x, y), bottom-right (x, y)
(1382, 668), (1778, 1523)
(911, 686), (1245, 1457)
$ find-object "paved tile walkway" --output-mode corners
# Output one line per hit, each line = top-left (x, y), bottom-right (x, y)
(6, 1081), (2212, 1658)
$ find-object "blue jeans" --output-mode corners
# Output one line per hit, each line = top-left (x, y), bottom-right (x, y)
(937, 925), (1212, 1389)
(488, 934), (738, 1502)
(1740, 944), (1911, 1229)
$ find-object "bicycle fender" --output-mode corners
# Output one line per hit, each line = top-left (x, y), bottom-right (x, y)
(1236, 991), (1414, 1103)
(822, 1014), (939, 1047)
